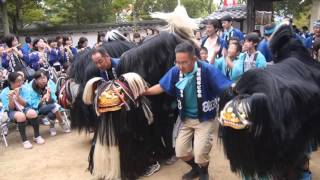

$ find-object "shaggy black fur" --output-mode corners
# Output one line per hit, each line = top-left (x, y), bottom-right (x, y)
(118, 32), (185, 161)
(70, 32), (189, 179)
(219, 24), (320, 179)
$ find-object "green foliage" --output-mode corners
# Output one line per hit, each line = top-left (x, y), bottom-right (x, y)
(273, 0), (312, 29)
(3, 0), (216, 31)
(273, 0), (312, 17)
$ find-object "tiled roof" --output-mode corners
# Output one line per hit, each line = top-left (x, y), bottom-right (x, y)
(206, 5), (247, 21)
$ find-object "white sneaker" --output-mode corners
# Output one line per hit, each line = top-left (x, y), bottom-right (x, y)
(42, 117), (50, 126)
(49, 127), (57, 136)
(143, 161), (161, 176)
(59, 122), (71, 133)
(33, 136), (45, 144)
(22, 140), (33, 149)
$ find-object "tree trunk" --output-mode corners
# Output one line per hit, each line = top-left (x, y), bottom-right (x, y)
(1, 2), (10, 35)
(207, 0), (213, 14)
(247, 0), (255, 32)
(15, 0), (23, 30)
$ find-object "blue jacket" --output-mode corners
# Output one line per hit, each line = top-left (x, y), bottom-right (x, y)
(159, 61), (231, 122)
(21, 43), (32, 55)
(0, 84), (30, 111)
(257, 39), (273, 62)
(48, 48), (64, 66)
(215, 52), (267, 82)
(63, 47), (78, 63)
(304, 35), (319, 49)
(99, 58), (120, 80)
(28, 51), (49, 70)
(2, 52), (29, 71)
(26, 79), (57, 110)
(214, 56), (243, 82)
(222, 27), (244, 49)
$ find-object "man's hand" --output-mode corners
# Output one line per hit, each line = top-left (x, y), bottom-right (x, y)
(142, 84), (164, 96)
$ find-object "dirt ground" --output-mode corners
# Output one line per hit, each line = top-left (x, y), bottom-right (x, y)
(0, 122), (319, 180)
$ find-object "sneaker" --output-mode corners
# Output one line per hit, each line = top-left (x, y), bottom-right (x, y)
(49, 127), (57, 136)
(22, 140), (33, 149)
(59, 122), (71, 133)
(143, 161), (161, 177)
(33, 136), (45, 144)
(42, 117), (50, 126)
(165, 155), (178, 165)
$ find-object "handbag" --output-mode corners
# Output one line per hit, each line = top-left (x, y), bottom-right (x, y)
(14, 54), (35, 80)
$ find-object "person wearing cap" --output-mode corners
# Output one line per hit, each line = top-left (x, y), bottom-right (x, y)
(221, 15), (244, 50)
(239, 32), (267, 72)
(305, 20), (320, 51)
(257, 23), (276, 62)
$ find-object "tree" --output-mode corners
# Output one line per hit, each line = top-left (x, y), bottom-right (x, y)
(273, 0), (312, 17)
(273, 0), (312, 29)
(0, 1), (10, 35)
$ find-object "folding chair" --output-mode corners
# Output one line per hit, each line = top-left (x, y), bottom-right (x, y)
(0, 108), (9, 147)
(59, 107), (71, 130)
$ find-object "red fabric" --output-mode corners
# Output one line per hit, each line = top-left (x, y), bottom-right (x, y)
(233, 0), (237, 5)
(224, 0), (228, 6)
(224, 0), (237, 7)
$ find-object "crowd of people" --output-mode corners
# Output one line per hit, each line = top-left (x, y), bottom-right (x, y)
(0, 27), (161, 150)
(0, 14), (319, 180)
(197, 16), (320, 82)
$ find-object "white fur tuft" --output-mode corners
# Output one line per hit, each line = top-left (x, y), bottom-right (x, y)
(83, 77), (104, 105)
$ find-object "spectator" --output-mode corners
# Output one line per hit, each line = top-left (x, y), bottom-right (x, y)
(257, 23), (276, 62)
(195, 31), (202, 44)
(29, 38), (51, 70)
(305, 20), (320, 51)
(201, 19), (224, 64)
(122, 32), (130, 39)
(0, 72), (44, 149)
(199, 47), (209, 63)
(240, 32), (267, 72)
(21, 36), (32, 55)
(214, 40), (243, 81)
(55, 35), (64, 50)
(62, 36), (77, 64)
(2, 34), (29, 72)
(221, 15), (244, 49)
(77, 37), (89, 52)
(301, 26), (311, 39)
(133, 32), (142, 45)
(47, 37), (64, 71)
(146, 28), (154, 36)
(313, 39), (320, 61)
(95, 32), (106, 47)
(27, 69), (71, 136)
